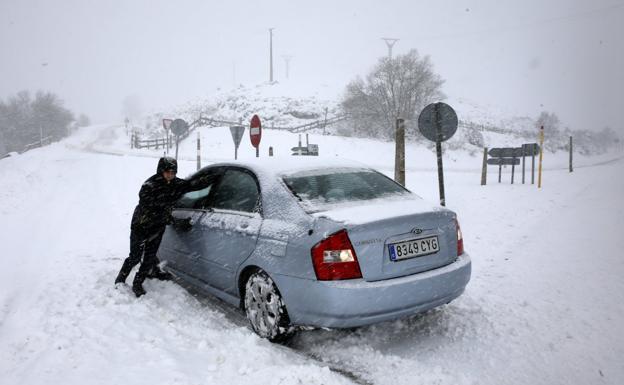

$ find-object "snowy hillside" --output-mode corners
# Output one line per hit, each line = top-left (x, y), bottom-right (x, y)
(1, 124), (623, 385)
(144, 81), (339, 133)
(137, 82), (620, 158)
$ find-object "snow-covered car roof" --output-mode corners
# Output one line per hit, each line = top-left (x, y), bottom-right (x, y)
(205, 157), (373, 177)
(196, 158), (380, 225)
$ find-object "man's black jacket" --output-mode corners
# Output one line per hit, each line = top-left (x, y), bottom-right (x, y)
(131, 174), (193, 232)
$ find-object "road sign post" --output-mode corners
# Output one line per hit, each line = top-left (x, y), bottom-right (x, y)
(487, 146), (539, 186)
(538, 126), (544, 188)
(229, 125), (245, 160)
(249, 115), (262, 158)
(532, 149), (536, 184)
(418, 102), (458, 207)
(162, 118), (173, 155)
(521, 143), (539, 184)
(486, 151), (522, 184)
(170, 119), (189, 161)
(434, 105), (446, 206)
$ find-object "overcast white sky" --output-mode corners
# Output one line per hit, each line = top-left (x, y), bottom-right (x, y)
(1, 0), (622, 132)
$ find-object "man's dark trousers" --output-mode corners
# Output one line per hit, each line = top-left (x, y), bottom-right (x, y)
(116, 226), (165, 287)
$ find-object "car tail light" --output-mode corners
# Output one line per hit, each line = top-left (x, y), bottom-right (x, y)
(455, 218), (464, 256)
(311, 229), (362, 281)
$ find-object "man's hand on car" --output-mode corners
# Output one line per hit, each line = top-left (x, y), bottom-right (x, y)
(172, 217), (193, 232)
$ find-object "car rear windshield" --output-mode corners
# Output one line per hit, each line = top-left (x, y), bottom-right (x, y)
(283, 168), (409, 212)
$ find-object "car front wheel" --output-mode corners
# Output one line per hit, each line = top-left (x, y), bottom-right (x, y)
(244, 270), (293, 341)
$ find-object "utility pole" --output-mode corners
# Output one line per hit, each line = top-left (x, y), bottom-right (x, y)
(381, 37), (399, 58)
(269, 28), (275, 83)
(282, 55), (292, 79)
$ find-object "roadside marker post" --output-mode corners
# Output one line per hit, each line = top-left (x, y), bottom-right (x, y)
(481, 147), (488, 186)
(569, 136), (573, 173)
(196, 131), (201, 171)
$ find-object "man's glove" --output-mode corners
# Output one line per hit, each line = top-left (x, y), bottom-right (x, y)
(172, 217), (193, 232)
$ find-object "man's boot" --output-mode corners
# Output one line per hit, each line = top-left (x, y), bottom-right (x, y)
(147, 267), (173, 281)
(115, 259), (135, 285)
(132, 282), (146, 297)
(132, 268), (148, 297)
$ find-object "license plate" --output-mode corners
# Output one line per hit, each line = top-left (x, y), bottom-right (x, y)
(388, 236), (439, 261)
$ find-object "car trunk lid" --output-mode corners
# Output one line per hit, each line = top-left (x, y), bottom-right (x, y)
(314, 197), (458, 282)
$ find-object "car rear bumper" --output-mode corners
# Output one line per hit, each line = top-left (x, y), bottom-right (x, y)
(273, 252), (471, 328)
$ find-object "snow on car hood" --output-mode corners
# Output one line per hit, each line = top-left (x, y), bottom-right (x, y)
(311, 194), (447, 225)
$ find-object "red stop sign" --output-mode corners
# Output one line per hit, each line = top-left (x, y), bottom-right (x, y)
(250, 114), (262, 148)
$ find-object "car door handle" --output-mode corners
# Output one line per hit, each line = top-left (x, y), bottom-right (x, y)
(238, 223), (249, 230)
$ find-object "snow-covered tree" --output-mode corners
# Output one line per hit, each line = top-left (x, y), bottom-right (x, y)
(0, 90), (74, 153)
(77, 114), (91, 127)
(535, 111), (564, 142)
(341, 50), (445, 139)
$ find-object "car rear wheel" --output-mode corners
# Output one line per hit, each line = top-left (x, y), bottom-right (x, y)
(244, 270), (293, 341)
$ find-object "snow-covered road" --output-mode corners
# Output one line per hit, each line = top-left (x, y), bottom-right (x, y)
(1, 125), (622, 385)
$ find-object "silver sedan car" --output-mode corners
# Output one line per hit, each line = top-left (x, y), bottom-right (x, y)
(160, 159), (471, 341)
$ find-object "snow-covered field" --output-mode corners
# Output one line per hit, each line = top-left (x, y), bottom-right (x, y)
(1, 124), (623, 385)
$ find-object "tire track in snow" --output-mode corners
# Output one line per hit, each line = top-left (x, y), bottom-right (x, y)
(175, 279), (374, 385)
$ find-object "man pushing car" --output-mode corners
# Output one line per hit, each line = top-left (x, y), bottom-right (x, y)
(114, 156), (200, 297)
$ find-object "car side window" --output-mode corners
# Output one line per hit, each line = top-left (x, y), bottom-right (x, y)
(176, 185), (213, 209)
(211, 169), (260, 213)
(176, 170), (221, 209)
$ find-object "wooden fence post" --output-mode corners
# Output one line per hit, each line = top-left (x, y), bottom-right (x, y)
(569, 136), (573, 172)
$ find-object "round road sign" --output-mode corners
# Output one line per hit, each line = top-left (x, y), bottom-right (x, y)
(250, 115), (262, 148)
(418, 102), (458, 142)
(170, 119), (189, 136)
